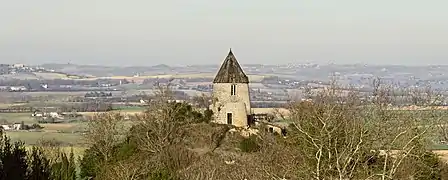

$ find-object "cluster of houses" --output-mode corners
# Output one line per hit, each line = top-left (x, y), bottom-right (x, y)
(0, 110), (84, 132)
(0, 63), (52, 75)
(0, 85), (49, 92)
(31, 111), (83, 120)
(0, 85), (28, 92)
(0, 121), (42, 131)
(0, 123), (23, 131)
(0, 84), (47, 92)
(31, 111), (64, 119)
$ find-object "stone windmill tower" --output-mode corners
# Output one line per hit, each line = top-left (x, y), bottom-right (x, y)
(210, 49), (252, 127)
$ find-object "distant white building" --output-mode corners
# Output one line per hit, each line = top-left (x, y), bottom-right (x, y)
(0, 123), (22, 131)
(9, 86), (27, 91)
(13, 123), (22, 130)
(12, 64), (25, 68)
(1, 125), (11, 130)
(49, 112), (60, 118)
(167, 99), (185, 103)
(32, 111), (44, 117)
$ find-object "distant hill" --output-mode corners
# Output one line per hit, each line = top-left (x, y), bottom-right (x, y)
(0, 71), (81, 81)
(0, 72), (40, 80)
(41, 63), (153, 77)
(36, 63), (287, 82)
(7, 63), (447, 89)
(151, 64), (171, 69)
(39, 63), (218, 77)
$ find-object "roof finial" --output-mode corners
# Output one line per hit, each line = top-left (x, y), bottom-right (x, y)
(229, 48), (233, 55)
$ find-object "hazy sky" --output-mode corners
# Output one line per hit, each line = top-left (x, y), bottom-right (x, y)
(1, 0), (447, 66)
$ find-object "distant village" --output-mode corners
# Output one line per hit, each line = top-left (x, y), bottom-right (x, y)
(1, 62), (448, 111)
(0, 63), (302, 106)
(0, 63), (51, 75)
(0, 61), (448, 138)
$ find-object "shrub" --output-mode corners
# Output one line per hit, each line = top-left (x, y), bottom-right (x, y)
(239, 135), (260, 153)
(149, 169), (179, 180)
(202, 109), (213, 123)
(79, 146), (103, 179)
(30, 123), (43, 130)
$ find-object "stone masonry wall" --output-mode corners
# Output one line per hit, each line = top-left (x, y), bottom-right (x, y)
(211, 83), (251, 127)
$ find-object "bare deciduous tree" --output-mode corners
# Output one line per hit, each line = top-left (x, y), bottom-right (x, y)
(287, 81), (440, 179)
(192, 93), (212, 109)
(288, 86), (366, 179)
(98, 156), (152, 180)
(84, 112), (126, 162)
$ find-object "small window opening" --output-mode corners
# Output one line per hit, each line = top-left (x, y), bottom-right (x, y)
(227, 113), (233, 124)
(231, 84), (236, 95)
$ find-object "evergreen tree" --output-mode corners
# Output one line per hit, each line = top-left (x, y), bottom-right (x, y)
(0, 132), (65, 180)
(0, 133), (28, 180)
(27, 147), (51, 180)
(79, 146), (103, 179)
(51, 149), (77, 180)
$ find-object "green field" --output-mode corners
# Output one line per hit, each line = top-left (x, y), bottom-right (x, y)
(113, 105), (145, 111)
(0, 112), (132, 155)
(5, 131), (84, 146)
(0, 113), (36, 124)
(0, 112), (86, 153)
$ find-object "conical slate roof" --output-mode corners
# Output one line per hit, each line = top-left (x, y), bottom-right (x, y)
(213, 49), (249, 84)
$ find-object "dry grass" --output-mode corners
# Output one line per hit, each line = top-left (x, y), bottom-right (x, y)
(78, 110), (143, 117)
(0, 103), (27, 108)
(40, 123), (86, 133)
(34, 72), (72, 79)
(21, 91), (89, 96)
